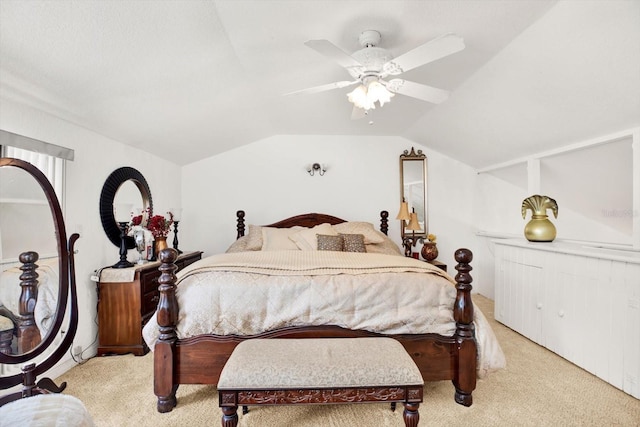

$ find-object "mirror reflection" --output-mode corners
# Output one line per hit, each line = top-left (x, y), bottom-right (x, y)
(114, 181), (144, 216)
(399, 148), (428, 238)
(0, 166), (58, 356)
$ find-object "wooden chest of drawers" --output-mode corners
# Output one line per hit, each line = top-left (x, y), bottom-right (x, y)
(97, 251), (202, 356)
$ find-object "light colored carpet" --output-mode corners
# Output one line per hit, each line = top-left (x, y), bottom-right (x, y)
(58, 295), (640, 426)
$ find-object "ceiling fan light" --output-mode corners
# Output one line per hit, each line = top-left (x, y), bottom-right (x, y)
(347, 84), (375, 110)
(367, 81), (394, 107)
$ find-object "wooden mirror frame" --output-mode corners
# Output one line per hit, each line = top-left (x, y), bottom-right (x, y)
(99, 167), (153, 248)
(399, 147), (428, 239)
(0, 157), (80, 397)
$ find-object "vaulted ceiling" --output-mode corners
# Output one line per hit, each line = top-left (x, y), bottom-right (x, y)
(1, 1), (638, 167)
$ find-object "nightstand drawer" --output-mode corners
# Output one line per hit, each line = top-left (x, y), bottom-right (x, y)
(142, 290), (160, 316)
(141, 269), (161, 294)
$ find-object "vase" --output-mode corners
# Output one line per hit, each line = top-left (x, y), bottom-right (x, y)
(524, 215), (556, 242)
(421, 242), (438, 261)
(155, 236), (169, 253)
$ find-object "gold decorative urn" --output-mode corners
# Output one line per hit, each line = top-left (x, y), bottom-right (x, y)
(521, 195), (558, 242)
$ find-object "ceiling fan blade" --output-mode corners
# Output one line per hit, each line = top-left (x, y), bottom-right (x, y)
(304, 39), (363, 69)
(386, 79), (450, 104)
(284, 80), (358, 96)
(383, 33), (464, 75)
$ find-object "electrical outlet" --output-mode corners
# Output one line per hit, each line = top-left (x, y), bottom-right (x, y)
(73, 345), (82, 357)
(90, 273), (100, 282)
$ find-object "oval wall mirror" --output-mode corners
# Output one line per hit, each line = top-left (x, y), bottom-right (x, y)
(399, 147), (428, 238)
(0, 157), (79, 380)
(99, 167), (153, 248)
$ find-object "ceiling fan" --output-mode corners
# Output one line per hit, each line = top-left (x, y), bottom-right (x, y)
(286, 30), (465, 118)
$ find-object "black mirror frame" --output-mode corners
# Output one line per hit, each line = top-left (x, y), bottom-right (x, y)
(99, 167), (153, 248)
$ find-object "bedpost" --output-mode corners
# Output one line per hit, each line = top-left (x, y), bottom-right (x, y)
(154, 248), (179, 413)
(379, 210), (389, 235)
(236, 210), (246, 239)
(452, 248), (476, 407)
(17, 251), (41, 353)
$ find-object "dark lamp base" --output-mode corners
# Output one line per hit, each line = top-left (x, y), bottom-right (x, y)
(112, 259), (135, 269)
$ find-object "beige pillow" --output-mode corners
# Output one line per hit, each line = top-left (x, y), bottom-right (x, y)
(317, 234), (344, 251)
(244, 224), (264, 250)
(341, 233), (366, 253)
(289, 223), (338, 251)
(262, 226), (305, 251)
(332, 222), (386, 244)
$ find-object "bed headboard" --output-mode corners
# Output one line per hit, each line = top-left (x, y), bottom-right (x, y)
(236, 210), (389, 239)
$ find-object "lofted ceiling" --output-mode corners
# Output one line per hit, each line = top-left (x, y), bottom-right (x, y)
(0, 0), (638, 168)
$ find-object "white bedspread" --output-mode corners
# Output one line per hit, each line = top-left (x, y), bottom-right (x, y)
(142, 251), (505, 377)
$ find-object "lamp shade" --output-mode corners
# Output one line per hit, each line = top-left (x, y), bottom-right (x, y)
(407, 212), (421, 231)
(396, 201), (411, 221)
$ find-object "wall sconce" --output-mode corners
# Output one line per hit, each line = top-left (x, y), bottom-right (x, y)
(307, 163), (326, 176)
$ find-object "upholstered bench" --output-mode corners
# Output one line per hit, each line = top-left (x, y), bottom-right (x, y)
(217, 337), (424, 426)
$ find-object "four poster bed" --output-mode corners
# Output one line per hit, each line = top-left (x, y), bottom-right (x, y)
(143, 210), (505, 413)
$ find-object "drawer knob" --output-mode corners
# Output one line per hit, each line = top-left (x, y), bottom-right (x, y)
(536, 303), (543, 310)
(558, 310), (565, 318)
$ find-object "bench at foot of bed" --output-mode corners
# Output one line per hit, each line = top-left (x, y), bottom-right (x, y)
(217, 337), (424, 427)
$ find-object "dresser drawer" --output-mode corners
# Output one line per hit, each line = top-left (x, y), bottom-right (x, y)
(141, 269), (161, 294)
(142, 290), (160, 316)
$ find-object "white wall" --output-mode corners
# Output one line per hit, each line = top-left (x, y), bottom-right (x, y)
(181, 134), (488, 292)
(0, 98), (182, 376)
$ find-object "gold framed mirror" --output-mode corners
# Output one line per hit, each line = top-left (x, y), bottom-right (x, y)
(399, 147), (428, 240)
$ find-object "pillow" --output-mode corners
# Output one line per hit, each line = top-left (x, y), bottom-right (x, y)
(261, 226), (305, 251)
(332, 222), (386, 244)
(341, 233), (366, 252)
(364, 236), (404, 256)
(226, 235), (251, 253)
(317, 234), (344, 251)
(244, 225), (264, 250)
(290, 223), (339, 251)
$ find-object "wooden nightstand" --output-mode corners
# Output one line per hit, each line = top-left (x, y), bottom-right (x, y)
(427, 260), (447, 272)
(97, 250), (202, 356)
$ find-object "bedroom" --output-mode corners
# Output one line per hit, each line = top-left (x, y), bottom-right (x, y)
(0, 0), (639, 425)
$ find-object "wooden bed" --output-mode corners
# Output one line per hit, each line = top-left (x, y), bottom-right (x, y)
(152, 210), (477, 413)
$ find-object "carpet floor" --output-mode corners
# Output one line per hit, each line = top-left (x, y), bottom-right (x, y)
(57, 294), (640, 426)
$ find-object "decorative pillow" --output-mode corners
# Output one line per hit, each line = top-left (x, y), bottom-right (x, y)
(317, 234), (344, 251)
(226, 235), (251, 253)
(332, 222), (386, 244)
(290, 223), (339, 251)
(341, 233), (366, 253)
(261, 226), (305, 251)
(244, 225), (264, 250)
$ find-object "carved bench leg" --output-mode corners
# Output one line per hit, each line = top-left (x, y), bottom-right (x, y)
(221, 406), (238, 427)
(403, 402), (420, 427)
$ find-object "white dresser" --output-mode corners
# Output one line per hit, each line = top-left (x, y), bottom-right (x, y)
(494, 239), (640, 399)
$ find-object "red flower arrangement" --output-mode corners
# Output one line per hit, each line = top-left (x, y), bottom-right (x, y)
(130, 215), (144, 226)
(147, 212), (174, 238)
